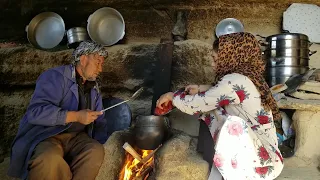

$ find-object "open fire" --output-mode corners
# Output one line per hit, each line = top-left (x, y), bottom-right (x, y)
(121, 150), (154, 180)
(119, 142), (160, 180)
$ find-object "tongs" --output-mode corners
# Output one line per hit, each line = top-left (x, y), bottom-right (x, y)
(101, 87), (144, 112)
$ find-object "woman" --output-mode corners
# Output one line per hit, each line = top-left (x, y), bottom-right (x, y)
(156, 32), (284, 180)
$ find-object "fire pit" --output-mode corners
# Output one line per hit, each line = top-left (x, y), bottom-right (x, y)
(95, 128), (209, 180)
(119, 142), (160, 180)
(118, 114), (170, 180)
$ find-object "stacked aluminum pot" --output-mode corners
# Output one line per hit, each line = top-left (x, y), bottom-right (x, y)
(261, 32), (317, 87)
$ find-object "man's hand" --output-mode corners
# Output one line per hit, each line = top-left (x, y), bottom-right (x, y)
(66, 109), (103, 125)
(76, 109), (103, 125)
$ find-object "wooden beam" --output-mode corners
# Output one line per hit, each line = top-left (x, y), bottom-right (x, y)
(151, 39), (173, 114)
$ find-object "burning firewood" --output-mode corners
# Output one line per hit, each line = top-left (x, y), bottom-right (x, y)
(120, 143), (161, 180)
(123, 142), (143, 162)
(140, 145), (161, 163)
(132, 164), (154, 180)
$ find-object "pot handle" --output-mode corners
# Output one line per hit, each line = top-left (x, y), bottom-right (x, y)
(258, 40), (268, 46)
(256, 34), (268, 46)
(87, 14), (92, 23)
(309, 50), (317, 56)
(120, 31), (125, 40)
(256, 34), (266, 39)
(273, 57), (285, 64)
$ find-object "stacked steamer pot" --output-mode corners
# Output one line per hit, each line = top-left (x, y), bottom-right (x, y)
(263, 32), (317, 87)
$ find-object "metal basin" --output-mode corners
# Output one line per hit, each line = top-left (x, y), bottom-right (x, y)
(26, 12), (65, 49)
(87, 7), (125, 46)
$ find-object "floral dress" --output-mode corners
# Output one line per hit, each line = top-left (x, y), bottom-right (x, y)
(172, 73), (284, 180)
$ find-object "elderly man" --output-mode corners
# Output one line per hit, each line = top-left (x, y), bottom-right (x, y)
(8, 41), (112, 180)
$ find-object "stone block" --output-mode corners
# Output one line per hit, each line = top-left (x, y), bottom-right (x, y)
(285, 110), (320, 167)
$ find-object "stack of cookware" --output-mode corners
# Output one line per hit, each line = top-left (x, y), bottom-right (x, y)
(261, 31), (317, 87)
(25, 7), (125, 50)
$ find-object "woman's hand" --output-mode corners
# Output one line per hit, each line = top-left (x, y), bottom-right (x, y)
(156, 92), (174, 109)
(185, 85), (213, 95)
(185, 85), (200, 95)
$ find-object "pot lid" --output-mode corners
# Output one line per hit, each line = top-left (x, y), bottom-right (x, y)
(215, 18), (244, 37)
(266, 33), (309, 41)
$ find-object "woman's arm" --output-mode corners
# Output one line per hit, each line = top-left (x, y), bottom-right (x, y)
(173, 77), (241, 115)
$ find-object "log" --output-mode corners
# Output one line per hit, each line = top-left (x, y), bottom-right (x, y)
(123, 142), (143, 162)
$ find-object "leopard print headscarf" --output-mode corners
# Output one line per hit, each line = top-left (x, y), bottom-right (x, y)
(214, 32), (282, 123)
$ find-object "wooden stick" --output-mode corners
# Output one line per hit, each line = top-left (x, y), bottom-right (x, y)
(132, 162), (154, 180)
(122, 142), (143, 162)
(133, 162), (154, 180)
(140, 144), (162, 163)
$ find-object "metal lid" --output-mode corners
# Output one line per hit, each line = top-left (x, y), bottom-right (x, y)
(215, 18), (244, 37)
(266, 33), (309, 41)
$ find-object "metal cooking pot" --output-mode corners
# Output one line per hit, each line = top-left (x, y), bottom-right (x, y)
(87, 7), (125, 46)
(133, 115), (170, 150)
(26, 12), (65, 49)
(265, 33), (310, 47)
(265, 48), (316, 61)
(261, 32), (317, 63)
(266, 66), (309, 87)
(66, 27), (89, 48)
(259, 32), (317, 86)
(267, 56), (309, 67)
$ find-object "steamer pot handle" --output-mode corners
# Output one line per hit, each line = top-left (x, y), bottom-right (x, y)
(309, 51), (317, 56)
(256, 34), (268, 46)
(256, 34), (266, 39)
(273, 57), (285, 64)
(258, 40), (268, 46)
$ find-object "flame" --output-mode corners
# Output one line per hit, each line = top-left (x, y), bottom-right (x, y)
(121, 150), (154, 180)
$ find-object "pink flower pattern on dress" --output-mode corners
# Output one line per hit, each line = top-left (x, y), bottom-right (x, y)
(227, 121), (243, 136)
(171, 74), (284, 179)
(213, 153), (224, 168)
(231, 158), (238, 169)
